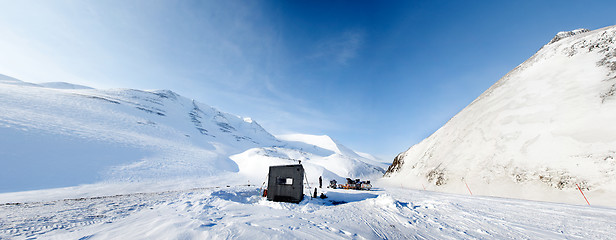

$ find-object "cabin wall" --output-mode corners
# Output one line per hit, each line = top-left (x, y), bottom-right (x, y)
(267, 165), (304, 203)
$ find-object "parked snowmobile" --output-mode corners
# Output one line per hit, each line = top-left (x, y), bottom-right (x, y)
(329, 178), (371, 190)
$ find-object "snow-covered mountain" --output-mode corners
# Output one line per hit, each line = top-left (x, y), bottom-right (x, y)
(384, 25), (616, 206)
(232, 134), (386, 181)
(0, 75), (383, 193)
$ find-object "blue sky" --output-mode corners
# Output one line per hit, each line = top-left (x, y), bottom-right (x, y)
(1, 1), (615, 160)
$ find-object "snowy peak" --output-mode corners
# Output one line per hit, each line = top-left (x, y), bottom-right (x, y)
(231, 133), (385, 182)
(277, 134), (360, 157)
(548, 28), (590, 44)
(275, 133), (387, 167)
(278, 134), (339, 152)
(267, 133), (387, 175)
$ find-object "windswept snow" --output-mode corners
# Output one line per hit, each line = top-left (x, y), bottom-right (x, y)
(385, 25), (616, 207)
(1, 182), (615, 240)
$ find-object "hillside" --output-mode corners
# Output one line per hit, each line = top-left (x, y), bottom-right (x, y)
(0, 75), (383, 193)
(384, 25), (616, 207)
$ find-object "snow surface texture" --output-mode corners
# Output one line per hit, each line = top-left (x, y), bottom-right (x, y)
(0, 75), (384, 193)
(1, 181), (615, 240)
(385, 25), (616, 207)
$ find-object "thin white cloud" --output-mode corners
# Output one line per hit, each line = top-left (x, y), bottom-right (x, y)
(0, 1), (341, 144)
(311, 29), (365, 65)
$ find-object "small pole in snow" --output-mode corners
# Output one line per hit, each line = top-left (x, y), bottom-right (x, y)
(422, 184), (426, 190)
(465, 182), (473, 195)
(576, 183), (590, 206)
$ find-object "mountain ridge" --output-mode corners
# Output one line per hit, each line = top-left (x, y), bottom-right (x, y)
(0, 76), (383, 193)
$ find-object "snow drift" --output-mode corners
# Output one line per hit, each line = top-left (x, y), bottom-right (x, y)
(384, 25), (616, 207)
(0, 75), (383, 193)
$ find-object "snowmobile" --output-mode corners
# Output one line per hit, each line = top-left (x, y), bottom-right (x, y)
(329, 178), (371, 190)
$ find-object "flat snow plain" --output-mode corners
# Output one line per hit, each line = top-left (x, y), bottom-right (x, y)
(1, 176), (614, 240)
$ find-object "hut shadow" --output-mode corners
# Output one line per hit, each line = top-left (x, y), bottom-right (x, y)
(316, 190), (378, 205)
(211, 188), (261, 204)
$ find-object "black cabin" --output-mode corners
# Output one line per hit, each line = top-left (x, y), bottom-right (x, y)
(267, 164), (304, 203)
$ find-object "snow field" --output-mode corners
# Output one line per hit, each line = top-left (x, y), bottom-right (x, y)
(1, 181), (615, 240)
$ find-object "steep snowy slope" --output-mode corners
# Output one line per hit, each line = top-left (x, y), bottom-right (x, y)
(384, 25), (616, 206)
(0, 76), (382, 192)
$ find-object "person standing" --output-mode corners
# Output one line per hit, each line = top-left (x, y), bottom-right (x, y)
(318, 176), (322, 188)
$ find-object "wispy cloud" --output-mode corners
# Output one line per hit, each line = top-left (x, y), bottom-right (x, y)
(311, 29), (365, 65)
(0, 1), (344, 146)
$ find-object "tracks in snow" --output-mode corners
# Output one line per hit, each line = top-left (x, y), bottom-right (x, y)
(1, 185), (616, 239)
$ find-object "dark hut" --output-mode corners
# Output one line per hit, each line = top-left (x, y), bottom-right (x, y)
(267, 164), (304, 203)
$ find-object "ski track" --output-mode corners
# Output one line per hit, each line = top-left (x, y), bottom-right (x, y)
(1, 184), (615, 240)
